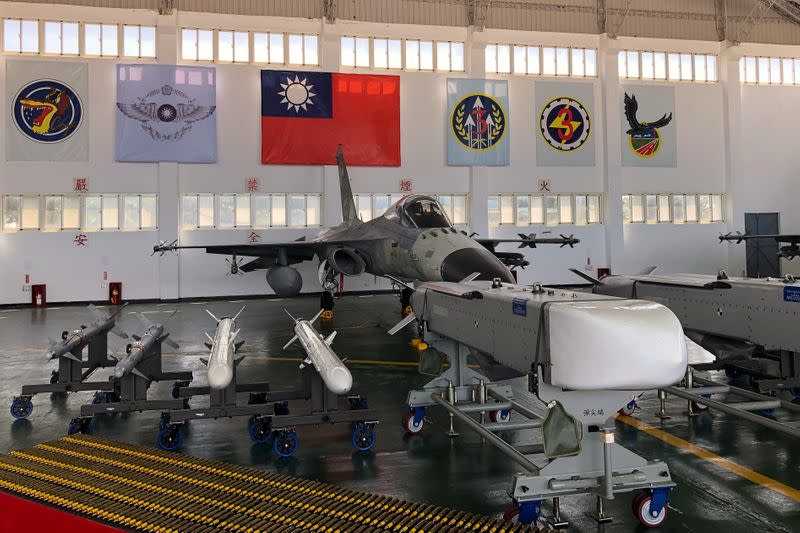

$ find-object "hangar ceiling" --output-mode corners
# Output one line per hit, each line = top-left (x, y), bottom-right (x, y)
(7, 0), (800, 44)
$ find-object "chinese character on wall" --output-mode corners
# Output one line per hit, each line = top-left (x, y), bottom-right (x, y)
(400, 179), (413, 192)
(74, 178), (88, 193)
(246, 178), (260, 193)
(74, 233), (88, 246)
(248, 231), (261, 243)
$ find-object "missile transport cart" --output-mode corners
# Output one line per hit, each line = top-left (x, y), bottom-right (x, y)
(391, 279), (687, 528)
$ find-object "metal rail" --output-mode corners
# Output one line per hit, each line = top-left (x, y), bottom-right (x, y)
(663, 386), (800, 439)
(693, 376), (800, 414)
(431, 393), (541, 473)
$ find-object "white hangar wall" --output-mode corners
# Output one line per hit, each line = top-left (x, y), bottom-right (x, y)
(0, 2), (781, 304)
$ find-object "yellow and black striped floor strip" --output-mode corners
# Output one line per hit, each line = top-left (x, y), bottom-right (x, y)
(0, 435), (545, 532)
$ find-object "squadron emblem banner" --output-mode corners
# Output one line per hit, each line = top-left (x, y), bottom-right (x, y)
(115, 64), (217, 163)
(534, 81), (595, 167)
(621, 84), (676, 167)
(447, 79), (509, 166)
(6, 60), (88, 161)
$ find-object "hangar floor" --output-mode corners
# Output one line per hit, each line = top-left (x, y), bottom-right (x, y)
(1, 294), (798, 532)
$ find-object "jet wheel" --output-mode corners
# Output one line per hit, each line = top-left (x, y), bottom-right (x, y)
(273, 430), (299, 458)
(10, 396), (33, 420)
(352, 423), (376, 451)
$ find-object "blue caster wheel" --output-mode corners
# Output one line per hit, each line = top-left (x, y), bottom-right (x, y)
(502, 500), (541, 524)
(618, 400), (637, 416)
(490, 409), (511, 423)
(633, 489), (670, 528)
(352, 423), (376, 451)
(248, 417), (272, 444)
(789, 387), (800, 400)
(67, 417), (93, 436)
(402, 407), (425, 435)
(171, 382), (182, 400)
(159, 413), (171, 431)
(49, 370), (59, 384)
(725, 368), (741, 380)
(157, 424), (183, 451)
(757, 407), (778, 417)
(91, 392), (103, 405)
(248, 393), (268, 405)
(273, 430), (299, 457)
(10, 396), (33, 420)
(273, 401), (290, 416)
(348, 397), (369, 411)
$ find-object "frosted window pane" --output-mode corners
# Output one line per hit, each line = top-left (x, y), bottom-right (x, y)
(680, 53), (692, 80)
(253, 195), (270, 227)
(271, 195), (286, 226)
(219, 195), (235, 228)
(63, 196), (81, 229)
(672, 195), (685, 224)
(420, 41), (433, 70)
(140, 26), (155, 57)
(304, 35), (318, 65)
(451, 42), (464, 71)
(668, 53), (680, 80)
(182, 195), (197, 228)
(355, 37), (369, 67)
(488, 196), (500, 227)
(574, 195), (587, 226)
(654, 52), (666, 79)
(341, 36), (354, 67)
(572, 48), (584, 77)
(618, 51), (627, 78)
(140, 196), (157, 228)
(44, 196), (61, 229)
(123, 195), (140, 229)
(406, 40), (419, 70)
(694, 54), (706, 81)
(706, 55), (717, 81)
(4, 19), (20, 52)
(234, 31), (249, 62)
(437, 42), (450, 71)
(388, 39), (401, 68)
(558, 196), (572, 223)
(289, 195), (306, 227)
(288, 34), (303, 64)
(198, 196), (214, 227)
(218, 31), (233, 62)
(641, 52), (654, 79)
(21, 20), (38, 53)
(626, 50), (639, 78)
(585, 48), (596, 76)
(45, 22), (60, 54)
(531, 196), (544, 224)
(254, 33), (269, 63)
(485, 44), (496, 73)
(500, 196), (514, 224)
(528, 46), (540, 74)
(543, 47), (556, 75)
(513, 45), (526, 74)
(373, 38), (387, 68)
(269, 33), (283, 63)
(783, 58), (794, 85)
(497, 44), (510, 73)
(306, 195), (320, 225)
(556, 47), (569, 75)
(101, 196), (118, 229)
(515, 196), (530, 226)
(746, 57), (757, 83)
(84, 196), (101, 231)
(181, 29), (196, 60)
(102, 24), (117, 56)
(124, 25), (139, 57)
(770, 57), (782, 84)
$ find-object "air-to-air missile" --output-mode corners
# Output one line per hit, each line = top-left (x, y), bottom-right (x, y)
(114, 312), (179, 379)
(47, 303), (129, 361)
(283, 309), (353, 395)
(202, 307), (246, 390)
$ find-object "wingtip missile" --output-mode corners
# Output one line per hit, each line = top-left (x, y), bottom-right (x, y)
(152, 239), (178, 256)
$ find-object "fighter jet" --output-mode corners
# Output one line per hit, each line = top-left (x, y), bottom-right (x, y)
(47, 303), (129, 362)
(719, 231), (800, 260)
(153, 146), (579, 311)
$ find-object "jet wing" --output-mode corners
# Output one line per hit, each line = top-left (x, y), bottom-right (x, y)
(628, 274), (732, 289)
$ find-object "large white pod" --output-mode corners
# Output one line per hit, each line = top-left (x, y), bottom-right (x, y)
(548, 300), (687, 390)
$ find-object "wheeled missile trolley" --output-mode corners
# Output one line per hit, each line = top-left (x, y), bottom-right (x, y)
(157, 363), (379, 457)
(393, 279), (688, 528)
(10, 305), (126, 422)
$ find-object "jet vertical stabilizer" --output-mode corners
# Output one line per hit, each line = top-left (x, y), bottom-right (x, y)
(336, 144), (360, 224)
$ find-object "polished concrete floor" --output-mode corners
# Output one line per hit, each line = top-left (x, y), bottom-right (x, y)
(0, 294), (798, 531)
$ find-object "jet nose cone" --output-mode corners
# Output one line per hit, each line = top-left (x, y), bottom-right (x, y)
(440, 248), (515, 283)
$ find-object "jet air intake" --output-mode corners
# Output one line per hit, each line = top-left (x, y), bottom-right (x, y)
(327, 247), (366, 276)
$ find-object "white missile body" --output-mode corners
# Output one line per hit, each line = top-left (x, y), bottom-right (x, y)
(284, 310), (352, 395)
(204, 307), (245, 390)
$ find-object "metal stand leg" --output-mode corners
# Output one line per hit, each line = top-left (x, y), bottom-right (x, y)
(446, 381), (459, 437)
(547, 497), (569, 529)
(587, 494), (612, 524)
(656, 389), (671, 420)
(478, 379), (486, 444)
(685, 369), (697, 417)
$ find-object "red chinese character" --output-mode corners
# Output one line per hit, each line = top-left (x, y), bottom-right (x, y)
(538, 179), (551, 192)
(74, 178), (88, 192)
(400, 179), (412, 192)
(248, 231), (261, 243)
(246, 178), (259, 193)
(73, 233), (88, 246)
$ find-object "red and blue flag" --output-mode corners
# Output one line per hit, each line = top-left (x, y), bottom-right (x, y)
(261, 70), (400, 166)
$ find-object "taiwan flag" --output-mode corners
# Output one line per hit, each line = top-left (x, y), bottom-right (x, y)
(261, 70), (400, 166)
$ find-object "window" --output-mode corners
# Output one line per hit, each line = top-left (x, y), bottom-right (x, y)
(123, 25), (156, 58)
(288, 34), (317, 65)
(180, 194), (214, 229)
(623, 193), (722, 224)
(182, 193), (320, 230)
(711, 194), (723, 222)
(631, 195), (644, 223)
(123, 195), (140, 230)
(84, 196), (102, 231)
(672, 194), (685, 224)
(44, 196), (62, 230)
(685, 195), (697, 222)
(271, 194), (286, 226)
(3, 19), (38, 53)
(436, 41), (464, 72)
(102, 196), (119, 229)
(253, 32), (284, 64)
(181, 29), (213, 61)
(182, 195), (198, 229)
(140, 195), (157, 229)
(657, 195), (671, 222)
(740, 55), (800, 85)
(373, 38), (401, 69)
(489, 194), (601, 227)
(406, 39), (433, 71)
(542, 47), (556, 75)
(219, 194), (250, 228)
(698, 194), (712, 224)
(645, 195), (658, 224)
(217, 30), (249, 63)
(341, 36), (369, 67)
(621, 50), (715, 82)
(44, 21), (79, 55)
(84, 23), (118, 57)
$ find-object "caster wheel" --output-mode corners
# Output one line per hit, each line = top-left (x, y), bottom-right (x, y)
(634, 492), (669, 528)
(348, 397), (369, 411)
(273, 430), (299, 458)
(10, 396), (33, 420)
(67, 418), (93, 436)
(724, 368), (740, 380)
(619, 400), (637, 416)
(757, 407), (778, 417)
(49, 370), (60, 384)
(159, 413), (171, 431)
(788, 387), (800, 400)
(157, 424), (183, 451)
(502, 505), (520, 523)
(171, 382), (182, 400)
(502, 501), (541, 525)
(91, 392), (103, 405)
(490, 409), (511, 423)
(352, 423), (376, 451)
(273, 402), (290, 416)
(402, 411), (424, 435)
(248, 417), (272, 444)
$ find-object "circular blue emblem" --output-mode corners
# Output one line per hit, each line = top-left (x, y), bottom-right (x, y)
(539, 97), (590, 152)
(13, 79), (83, 143)
(450, 93), (507, 152)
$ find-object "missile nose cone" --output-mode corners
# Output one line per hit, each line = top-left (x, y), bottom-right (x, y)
(441, 248), (514, 283)
(114, 366), (126, 379)
(46, 351), (56, 361)
(207, 365), (233, 390)
(327, 366), (353, 395)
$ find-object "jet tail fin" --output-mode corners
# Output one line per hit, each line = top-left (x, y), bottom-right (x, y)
(336, 145), (359, 224)
(637, 265), (658, 276)
(568, 268), (601, 286)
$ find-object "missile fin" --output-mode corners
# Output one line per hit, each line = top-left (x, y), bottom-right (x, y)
(324, 331), (337, 346)
(230, 329), (241, 342)
(388, 312), (417, 335)
(205, 309), (220, 323)
(310, 309), (325, 324)
(636, 266), (658, 276)
(88, 304), (105, 321)
(233, 354), (246, 365)
(204, 332), (214, 342)
(568, 268), (601, 286)
(161, 334), (179, 350)
(136, 313), (154, 329)
(132, 334), (142, 341)
(106, 302), (129, 320)
(234, 340), (245, 352)
(459, 272), (481, 283)
(204, 342), (213, 349)
(47, 336), (58, 348)
(299, 357), (312, 370)
(131, 367), (149, 380)
(199, 358), (208, 366)
(111, 326), (129, 339)
(283, 335), (299, 350)
(64, 351), (82, 362)
(232, 306), (246, 322)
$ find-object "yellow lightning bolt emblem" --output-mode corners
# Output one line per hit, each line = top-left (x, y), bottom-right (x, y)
(548, 106), (580, 144)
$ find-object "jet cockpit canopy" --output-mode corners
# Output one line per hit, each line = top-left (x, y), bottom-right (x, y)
(383, 194), (453, 229)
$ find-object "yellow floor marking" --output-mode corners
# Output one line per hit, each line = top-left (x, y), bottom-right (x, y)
(617, 414), (800, 503)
